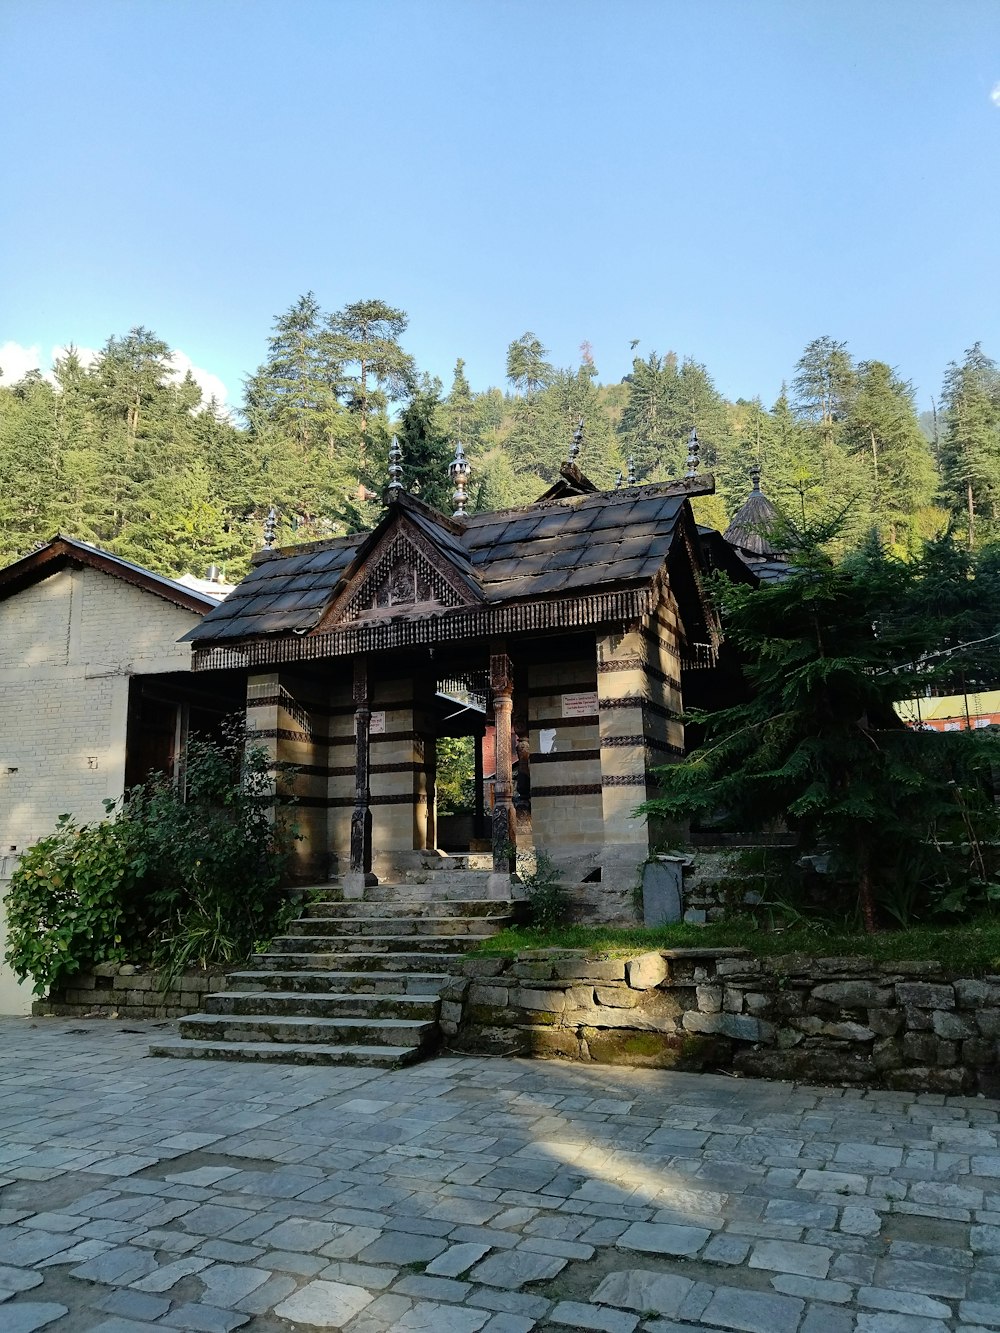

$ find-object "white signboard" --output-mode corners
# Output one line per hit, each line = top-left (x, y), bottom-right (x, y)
(369, 711), (386, 735)
(562, 691), (599, 718)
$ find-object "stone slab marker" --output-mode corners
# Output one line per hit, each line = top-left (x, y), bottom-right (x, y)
(642, 858), (683, 925)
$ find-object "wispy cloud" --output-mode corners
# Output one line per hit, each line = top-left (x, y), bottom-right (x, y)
(991, 82), (1000, 107)
(0, 341), (44, 385)
(0, 341), (230, 409)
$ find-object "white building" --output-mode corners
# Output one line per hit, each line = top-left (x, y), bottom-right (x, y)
(0, 537), (241, 1014)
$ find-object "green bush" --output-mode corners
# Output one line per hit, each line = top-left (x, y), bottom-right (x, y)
(3, 723), (298, 995)
(519, 851), (572, 930)
(3, 816), (142, 996)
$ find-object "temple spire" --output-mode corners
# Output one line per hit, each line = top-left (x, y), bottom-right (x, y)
(449, 440), (471, 519)
(614, 469), (624, 490)
(262, 506), (277, 549)
(626, 455), (636, 486)
(685, 427), (700, 478)
(750, 461), (762, 493)
(568, 417), (584, 465)
(387, 436), (403, 500)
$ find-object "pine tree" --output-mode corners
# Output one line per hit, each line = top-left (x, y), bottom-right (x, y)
(326, 298), (417, 463)
(395, 377), (453, 512)
(845, 361), (938, 548)
(443, 358), (475, 444)
(641, 522), (1000, 931)
(940, 343), (1000, 547)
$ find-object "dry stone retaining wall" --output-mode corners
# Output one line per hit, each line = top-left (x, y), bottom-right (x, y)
(442, 945), (1000, 1095)
(32, 963), (229, 1020)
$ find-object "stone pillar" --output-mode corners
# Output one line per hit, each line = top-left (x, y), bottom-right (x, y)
(489, 648), (515, 896)
(596, 623), (655, 900)
(345, 656), (373, 898)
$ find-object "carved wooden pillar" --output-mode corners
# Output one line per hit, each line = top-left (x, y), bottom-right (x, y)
(490, 649), (515, 875)
(347, 656), (372, 893)
(474, 728), (485, 841)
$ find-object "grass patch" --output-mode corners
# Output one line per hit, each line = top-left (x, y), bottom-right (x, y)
(469, 917), (1000, 974)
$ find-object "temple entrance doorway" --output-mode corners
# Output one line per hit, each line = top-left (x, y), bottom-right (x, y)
(432, 670), (490, 854)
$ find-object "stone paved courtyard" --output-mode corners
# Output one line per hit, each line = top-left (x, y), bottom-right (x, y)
(3, 1020), (1000, 1332)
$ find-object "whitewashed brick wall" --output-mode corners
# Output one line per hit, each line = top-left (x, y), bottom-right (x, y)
(0, 565), (204, 1014)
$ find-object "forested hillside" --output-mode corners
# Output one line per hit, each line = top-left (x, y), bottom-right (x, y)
(1, 293), (998, 581)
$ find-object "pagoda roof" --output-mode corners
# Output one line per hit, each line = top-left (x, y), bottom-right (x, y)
(185, 475), (715, 667)
(722, 479), (785, 558)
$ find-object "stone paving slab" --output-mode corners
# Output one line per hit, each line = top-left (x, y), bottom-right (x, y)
(5, 1019), (1000, 1330)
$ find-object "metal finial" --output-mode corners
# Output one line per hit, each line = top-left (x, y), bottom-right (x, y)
(614, 469), (624, 490)
(262, 506), (277, 549)
(387, 436), (403, 499)
(568, 417), (584, 465)
(626, 455), (636, 486)
(686, 427), (700, 478)
(750, 462), (762, 493)
(449, 440), (471, 519)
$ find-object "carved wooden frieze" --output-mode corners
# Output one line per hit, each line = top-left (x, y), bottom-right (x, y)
(318, 525), (481, 630)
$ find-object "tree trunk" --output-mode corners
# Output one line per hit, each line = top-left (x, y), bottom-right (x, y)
(967, 481), (976, 549)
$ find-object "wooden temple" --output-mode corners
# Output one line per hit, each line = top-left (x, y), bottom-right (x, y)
(185, 435), (756, 906)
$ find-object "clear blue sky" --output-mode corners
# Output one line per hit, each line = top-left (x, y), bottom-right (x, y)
(2, 0), (999, 414)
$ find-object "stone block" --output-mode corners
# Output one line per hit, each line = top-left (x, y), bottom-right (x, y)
(682, 1011), (771, 1042)
(716, 956), (760, 976)
(524, 1027), (581, 1059)
(896, 982), (955, 1009)
(469, 985), (509, 1008)
(463, 958), (505, 978)
(868, 1008), (904, 1036)
(963, 1038), (997, 1066)
(581, 1028), (726, 1069)
(626, 952), (668, 989)
(517, 987), (565, 1012)
(956, 978), (1000, 1007)
(440, 1001), (463, 1025)
(594, 985), (642, 1008)
(699, 1286), (804, 1333)
(932, 1010), (974, 1040)
(696, 985), (722, 1013)
(902, 1032), (944, 1064)
(553, 959), (626, 982)
(510, 962), (554, 981)
(591, 1268), (694, 1317)
(872, 1037), (903, 1070)
(977, 1011), (1000, 1038)
(812, 981), (893, 1008)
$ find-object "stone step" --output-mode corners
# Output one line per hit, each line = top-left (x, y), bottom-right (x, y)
(150, 1039), (422, 1068)
(300, 898), (508, 919)
(177, 1012), (438, 1048)
(265, 933), (488, 955)
(226, 969), (449, 995)
(248, 950), (463, 974)
(201, 991), (439, 1021)
(365, 874), (497, 897)
(286, 915), (511, 938)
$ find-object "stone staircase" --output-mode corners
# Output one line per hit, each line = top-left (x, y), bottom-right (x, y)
(149, 857), (513, 1069)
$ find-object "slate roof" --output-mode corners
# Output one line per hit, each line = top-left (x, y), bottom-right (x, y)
(186, 482), (696, 645)
(0, 535), (219, 614)
(723, 484), (785, 557)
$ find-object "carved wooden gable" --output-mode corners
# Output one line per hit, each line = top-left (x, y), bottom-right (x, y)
(318, 523), (481, 630)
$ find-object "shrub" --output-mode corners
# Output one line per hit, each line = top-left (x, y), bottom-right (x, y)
(3, 722), (298, 994)
(4, 816), (141, 996)
(519, 851), (572, 930)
